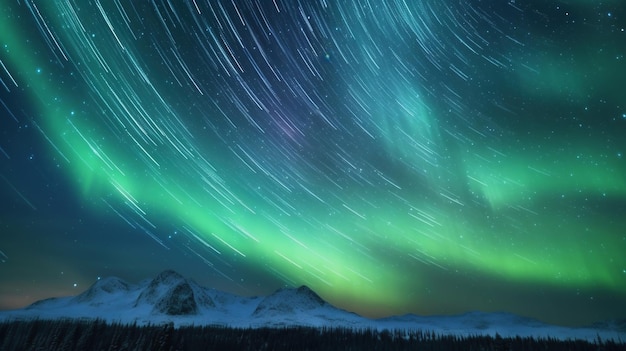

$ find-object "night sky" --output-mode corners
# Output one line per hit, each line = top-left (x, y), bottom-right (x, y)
(1, 1), (625, 327)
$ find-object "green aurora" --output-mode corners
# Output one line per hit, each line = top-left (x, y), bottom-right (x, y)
(0, 1), (624, 325)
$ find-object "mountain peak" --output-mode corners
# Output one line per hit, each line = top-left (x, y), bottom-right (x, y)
(73, 277), (129, 305)
(295, 285), (325, 304)
(252, 285), (327, 317)
(153, 270), (185, 283)
(134, 270), (215, 315)
(296, 285), (317, 294)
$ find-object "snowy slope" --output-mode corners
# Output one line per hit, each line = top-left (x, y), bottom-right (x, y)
(1, 270), (624, 342)
(376, 312), (626, 341)
(249, 285), (366, 328)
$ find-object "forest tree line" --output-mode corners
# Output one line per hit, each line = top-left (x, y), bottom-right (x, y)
(0, 319), (623, 351)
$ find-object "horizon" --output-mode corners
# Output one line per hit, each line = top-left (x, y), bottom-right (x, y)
(0, 268), (621, 326)
(1, 268), (623, 328)
(1, 1), (625, 328)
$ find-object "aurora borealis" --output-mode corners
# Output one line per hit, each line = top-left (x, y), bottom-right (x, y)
(1, 0), (625, 326)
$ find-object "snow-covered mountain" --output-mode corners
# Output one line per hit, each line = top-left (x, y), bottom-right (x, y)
(133, 270), (215, 315)
(2, 270), (624, 342)
(249, 285), (366, 328)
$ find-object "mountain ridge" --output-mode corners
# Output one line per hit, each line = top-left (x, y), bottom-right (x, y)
(2, 270), (624, 342)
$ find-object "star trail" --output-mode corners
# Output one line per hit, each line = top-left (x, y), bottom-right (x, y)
(1, 0), (625, 326)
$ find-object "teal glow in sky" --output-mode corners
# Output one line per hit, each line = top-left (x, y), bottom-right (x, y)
(1, 0), (625, 326)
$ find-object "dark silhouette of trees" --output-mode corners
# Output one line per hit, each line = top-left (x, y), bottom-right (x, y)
(0, 319), (623, 350)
